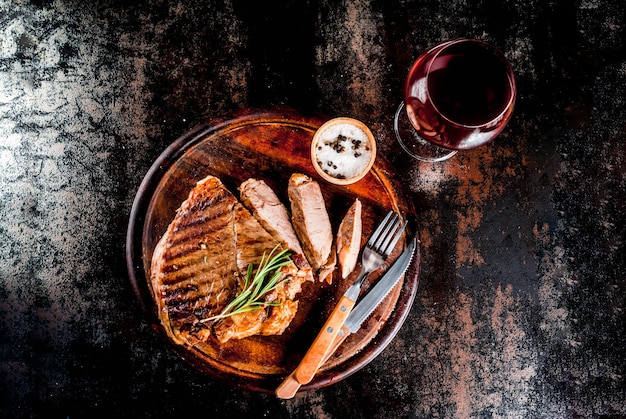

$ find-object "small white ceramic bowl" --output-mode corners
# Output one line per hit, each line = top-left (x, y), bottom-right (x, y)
(311, 117), (376, 185)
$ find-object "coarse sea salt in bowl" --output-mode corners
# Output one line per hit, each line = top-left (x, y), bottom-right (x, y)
(311, 117), (377, 185)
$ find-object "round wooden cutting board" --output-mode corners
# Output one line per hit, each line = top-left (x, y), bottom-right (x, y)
(126, 106), (421, 393)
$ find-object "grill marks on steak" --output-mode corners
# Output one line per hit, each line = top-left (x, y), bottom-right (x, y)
(151, 177), (238, 344)
(150, 175), (305, 345)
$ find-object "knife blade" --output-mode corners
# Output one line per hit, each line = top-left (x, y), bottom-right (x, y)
(275, 237), (417, 399)
(344, 236), (416, 333)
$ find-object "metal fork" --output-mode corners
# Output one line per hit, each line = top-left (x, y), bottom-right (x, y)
(342, 211), (407, 303)
(281, 211), (407, 389)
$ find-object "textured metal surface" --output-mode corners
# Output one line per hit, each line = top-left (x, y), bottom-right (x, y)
(0, 0), (624, 417)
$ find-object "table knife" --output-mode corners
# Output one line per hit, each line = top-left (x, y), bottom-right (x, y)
(276, 237), (417, 399)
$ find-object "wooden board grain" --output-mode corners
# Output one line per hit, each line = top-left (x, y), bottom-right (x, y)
(126, 106), (421, 393)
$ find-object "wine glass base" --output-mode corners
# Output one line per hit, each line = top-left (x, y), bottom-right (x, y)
(393, 102), (458, 162)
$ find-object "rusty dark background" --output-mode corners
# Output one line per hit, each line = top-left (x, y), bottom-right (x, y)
(0, 0), (624, 417)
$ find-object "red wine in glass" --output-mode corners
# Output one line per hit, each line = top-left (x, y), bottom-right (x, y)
(394, 38), (516, 161)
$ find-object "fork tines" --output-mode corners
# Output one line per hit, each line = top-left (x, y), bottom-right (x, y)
(369, 211), (407, 258)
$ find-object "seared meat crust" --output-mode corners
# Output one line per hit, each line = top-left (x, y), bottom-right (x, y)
(150, 175), (305, 345)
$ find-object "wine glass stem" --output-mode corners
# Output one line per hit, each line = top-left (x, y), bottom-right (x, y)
(393, 102), (458, 162)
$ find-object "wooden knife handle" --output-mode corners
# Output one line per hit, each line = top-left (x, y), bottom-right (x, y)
(275, 371), (301, 399)
(275, 325), (351, 399)
(293, 295), (356, 385)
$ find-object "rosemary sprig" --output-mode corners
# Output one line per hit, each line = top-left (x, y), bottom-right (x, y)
(201, 246), (292, 323)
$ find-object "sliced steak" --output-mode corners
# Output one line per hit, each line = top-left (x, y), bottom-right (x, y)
(336, 198), (362, 278)
(287, 173), (335, 279)
(150, 175), (305, 345)
(239, 178), (313, 281)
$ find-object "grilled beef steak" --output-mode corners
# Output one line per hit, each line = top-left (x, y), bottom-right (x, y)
(150, 175), (305, 345)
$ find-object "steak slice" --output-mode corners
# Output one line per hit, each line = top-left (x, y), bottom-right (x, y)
(287, 173), (335, 281)
(150, 175), (305, 345)
(239, 178), (313, 282)
(336, 198), (362, 278)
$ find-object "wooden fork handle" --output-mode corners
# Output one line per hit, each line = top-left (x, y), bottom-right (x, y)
(292, 295), (356, 385)
(275, 325), (351, 399)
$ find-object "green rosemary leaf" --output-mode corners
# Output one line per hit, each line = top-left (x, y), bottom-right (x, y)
(200, 246), (292, 324)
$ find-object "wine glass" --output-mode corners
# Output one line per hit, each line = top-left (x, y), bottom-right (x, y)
(393, 38), (516, 162)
